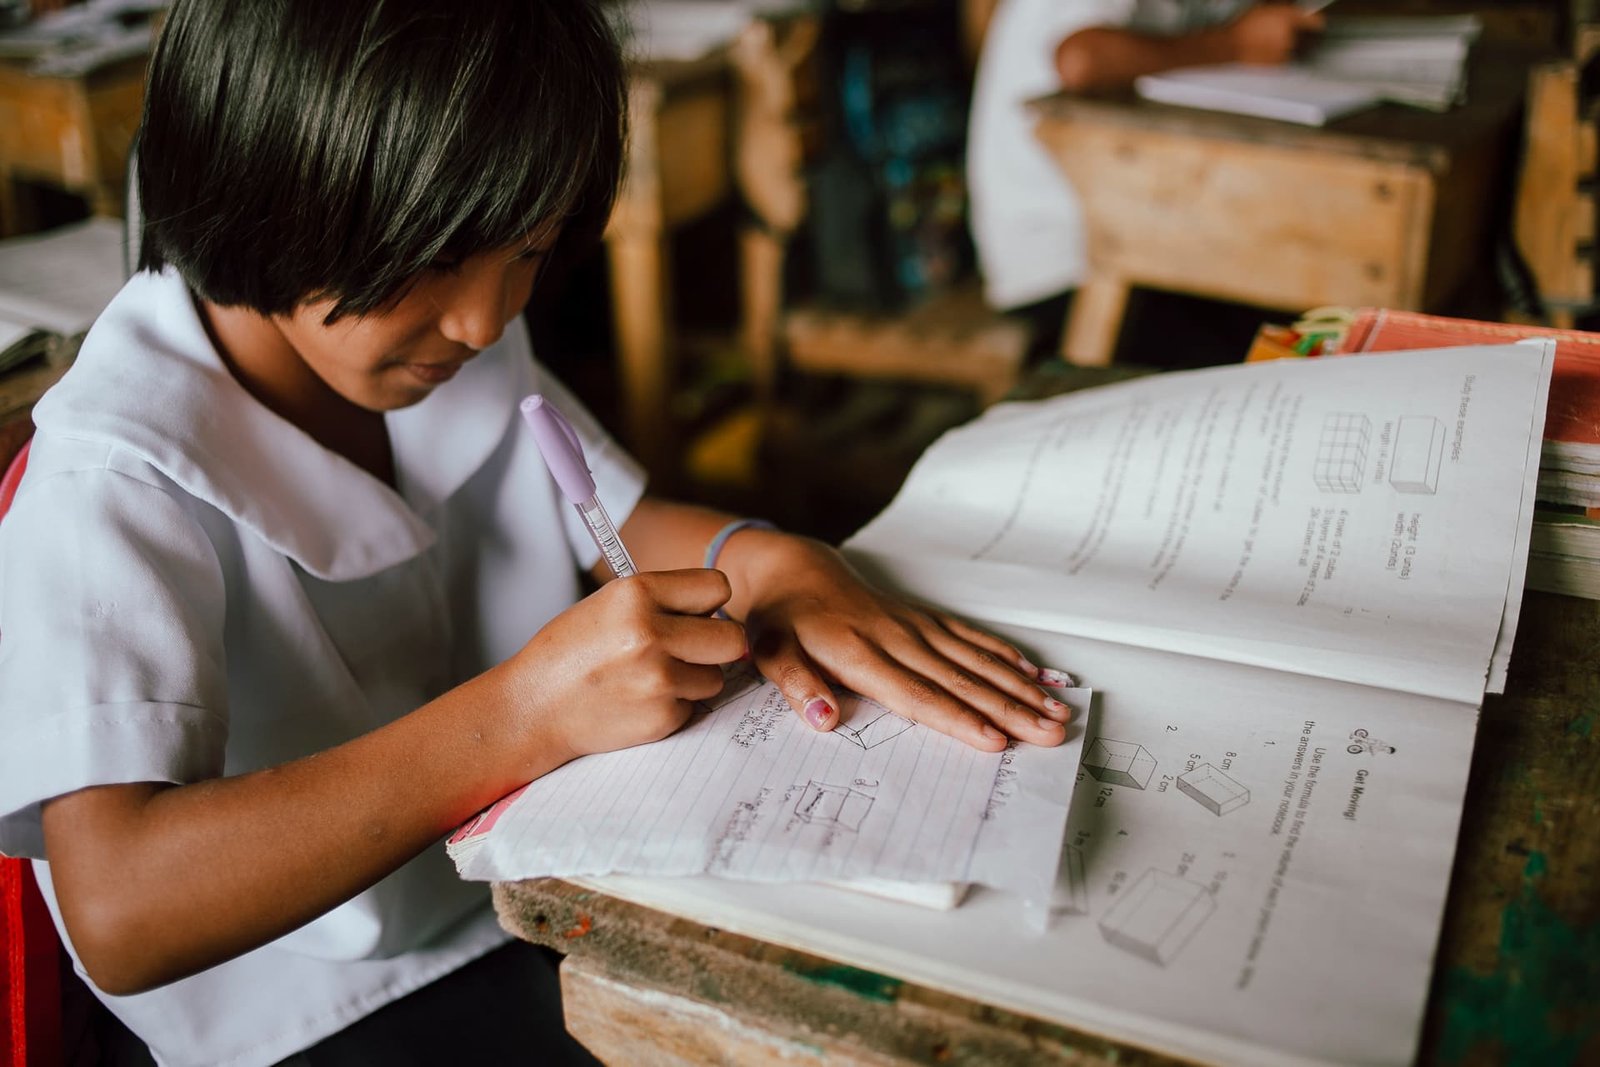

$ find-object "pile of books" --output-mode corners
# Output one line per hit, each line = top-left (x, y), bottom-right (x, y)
(1327, 308), (1600, 599)
(1303, 15), (1481, 112)
(1133, 14), (1482, 126)
(0, 218), (128, 376)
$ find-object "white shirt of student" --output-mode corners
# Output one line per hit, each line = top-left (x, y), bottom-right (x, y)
(966, 0), (1252, 310)
(0, 268), (645, 1067)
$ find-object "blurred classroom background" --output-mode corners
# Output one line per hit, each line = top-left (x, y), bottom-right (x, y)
(1, 0), (1596, 545)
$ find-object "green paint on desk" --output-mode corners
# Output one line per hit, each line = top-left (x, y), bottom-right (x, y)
(1567, 712), (1592, 739)
(782, 961), (902, 1003)
(1438, 852), (1600, 1065)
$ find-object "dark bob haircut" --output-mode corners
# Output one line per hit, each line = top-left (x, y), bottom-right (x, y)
(136, 0), (626, 321)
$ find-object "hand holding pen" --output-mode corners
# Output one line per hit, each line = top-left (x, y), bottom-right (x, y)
(516, 394), (744, 757)
(519, 394), (1070, 755)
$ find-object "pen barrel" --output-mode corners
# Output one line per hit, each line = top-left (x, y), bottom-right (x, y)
(576, 497), (638, 578)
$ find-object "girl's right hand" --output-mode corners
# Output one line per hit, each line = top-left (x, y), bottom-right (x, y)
(504, 569), (746, 763)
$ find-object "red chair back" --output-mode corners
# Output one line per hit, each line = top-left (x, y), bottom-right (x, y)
(0, 439), (61, 1067)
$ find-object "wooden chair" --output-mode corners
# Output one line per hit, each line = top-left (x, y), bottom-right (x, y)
(1512, 25), (1600, 327)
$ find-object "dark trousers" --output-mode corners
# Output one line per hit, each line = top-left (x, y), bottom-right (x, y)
(99, 942), (600, 1066)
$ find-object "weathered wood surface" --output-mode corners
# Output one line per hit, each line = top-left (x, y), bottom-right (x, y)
(0, 55), (147, 234)
(1028, 48), (1529, 173)
(495, 594), (1599, 1065)
(1034, 53), (1523, 365)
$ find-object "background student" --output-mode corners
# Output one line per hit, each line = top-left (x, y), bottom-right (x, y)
(966, 0), (1326, 356)
(0, 1), (1073, 1063)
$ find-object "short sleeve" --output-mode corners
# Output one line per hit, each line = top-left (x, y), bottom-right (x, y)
(0, 461), (229, 858)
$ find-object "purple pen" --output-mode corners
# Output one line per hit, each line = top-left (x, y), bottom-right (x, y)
(520, 394), (639, 579)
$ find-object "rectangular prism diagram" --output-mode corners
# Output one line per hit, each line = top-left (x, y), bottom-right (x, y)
(1389, 416), (1445, 494)
(1176, 763), (1250, 816)
(1084, 737), (1156, 790)
(1098, 869), (1215, 965)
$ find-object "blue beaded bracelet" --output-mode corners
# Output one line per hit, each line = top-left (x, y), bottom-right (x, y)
(703, 517), (778, 570)
(705, 518), (777, 620)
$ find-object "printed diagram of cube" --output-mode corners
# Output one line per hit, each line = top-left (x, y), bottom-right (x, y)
(1176, 763), (1250, 816)
(794, 781), (873, 832)
(1389, 415), (1445, 494)
(1084, 737), (1157, 790)
(1314, 413), (1371, 493)
(1098, 869), (1216, 966)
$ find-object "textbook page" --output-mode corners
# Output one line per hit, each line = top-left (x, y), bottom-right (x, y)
(449, 676), (1089, 908)
(847, 345), (1551, 704)
(581, 624), (1477, 1067)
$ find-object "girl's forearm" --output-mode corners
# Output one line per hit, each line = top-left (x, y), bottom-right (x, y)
(1054, 26), (1237, 92)
(41, 662), (566, 996)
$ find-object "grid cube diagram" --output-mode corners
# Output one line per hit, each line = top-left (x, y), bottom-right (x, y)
(1389, 416), (1445, 494)
(1176, 763), (1250, 816)
(1084, 738), (1157, 790)
(1098, 869), (1215, 965)
(1314, 413), (1371, 493)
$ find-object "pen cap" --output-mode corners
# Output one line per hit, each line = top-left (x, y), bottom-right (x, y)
(520, 394), (597, 504)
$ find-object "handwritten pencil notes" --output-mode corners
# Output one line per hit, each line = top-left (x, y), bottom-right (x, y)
(448, 677), (1089, 910)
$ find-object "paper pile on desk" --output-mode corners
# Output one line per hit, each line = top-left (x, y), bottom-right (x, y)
(448, 671), (1087, 908)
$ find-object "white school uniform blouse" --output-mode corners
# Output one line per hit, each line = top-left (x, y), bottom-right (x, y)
(0, 268), (645, 1067)
(966, 0), (1251, 310)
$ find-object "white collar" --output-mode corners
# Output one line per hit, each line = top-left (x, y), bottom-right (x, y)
(33, 269), (519, 580)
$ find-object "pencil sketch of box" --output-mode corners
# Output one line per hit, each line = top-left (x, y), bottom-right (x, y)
(1176, 763), (1250, 816)
(1084, 737), (1157, 790)
(1389, 415), (1445, 494)
(1098, 869), (1215, 966)
(794, 781), (873, 831)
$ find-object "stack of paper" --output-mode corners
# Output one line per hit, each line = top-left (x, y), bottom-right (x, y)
(1330, 307), (1600, 598)
(1304, 15), (1481, 111)
(1134, 64), (1381, 126)
(0, 218), (128, 374)
(0, 0), (163, 76)
(1134, 14), (1481, 125)
(449, 668), (1092, 914)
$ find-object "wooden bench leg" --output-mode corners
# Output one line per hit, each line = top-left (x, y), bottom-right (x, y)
(606, 231), (673, 465)
(1060, 276), (1129, 367)
(738, 226), (786, 406)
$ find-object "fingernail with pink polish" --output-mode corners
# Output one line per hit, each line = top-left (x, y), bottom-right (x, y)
(804, 698), (833, 728)
(1045, 697), (1072, 719)
(1016, 655), (1039, 677)
(1037, 668), (1076, 689)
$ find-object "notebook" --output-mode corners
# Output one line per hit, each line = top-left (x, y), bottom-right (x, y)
(1134, 64), (1382, 126)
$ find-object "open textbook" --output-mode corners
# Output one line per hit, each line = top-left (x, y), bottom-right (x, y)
(545, 343), (1551, 1067)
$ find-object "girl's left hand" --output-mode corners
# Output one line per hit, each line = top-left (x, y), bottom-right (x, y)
(730, 533), (1072, 752)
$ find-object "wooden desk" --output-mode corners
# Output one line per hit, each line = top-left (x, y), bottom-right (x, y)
(0, 54), (147, 235)
(494, 589), (1599, 1064)
(1030, 58), (1525, 367)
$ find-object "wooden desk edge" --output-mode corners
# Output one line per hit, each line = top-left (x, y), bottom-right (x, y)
(492, 878), (1185, 1066)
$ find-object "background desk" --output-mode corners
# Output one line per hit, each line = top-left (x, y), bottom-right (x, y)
(0, 54), (146, 236)
(495, 589), (1599, 1064)
(1031, 59), (1525, 368)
